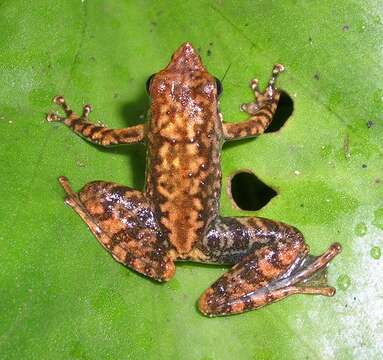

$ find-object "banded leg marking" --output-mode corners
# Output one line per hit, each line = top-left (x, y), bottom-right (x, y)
(47, 96), (145, 146)
(58, 176), (175, 282)
(196, 216), (341, 316)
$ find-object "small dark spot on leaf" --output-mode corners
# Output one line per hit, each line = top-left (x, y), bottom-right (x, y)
(229, 171), (277, 211)
(375, 178), (381, 184)
(308, 37), (313, 44)
(362, 164), (367, 168)
(90, 56), (96, 62)
(343, 134), (351, 160)
(314, 73), (320, 80)
(114, 93), (119, 99)
(367, 120), (374, 128)
(76, 160), (86, 167)
(245, 23), (249, 26)
(343, 24), (350, 32)
(209, 42), (213, 46)
(207, 49), (212, 57)
(300, 204), (304, 207)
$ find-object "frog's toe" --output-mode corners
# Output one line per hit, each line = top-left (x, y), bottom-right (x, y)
(53, 95), (65, 105)
(51, 95), (74, 118)
(265, 64), (284, 93)
(46, 112), (64, 122)
(82, 104), (92, 119)
(272, 63), (285, 76)
(249, 78), (260, 95)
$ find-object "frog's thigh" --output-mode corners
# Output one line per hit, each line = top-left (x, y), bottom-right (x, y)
(198, 216), (341, 316)
(59, 177), (175, 282)
(198, 216), (305, 265)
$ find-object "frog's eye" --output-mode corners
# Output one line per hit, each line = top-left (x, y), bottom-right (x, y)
(146, 74), (155, 94)
(214, 77), (223, 97)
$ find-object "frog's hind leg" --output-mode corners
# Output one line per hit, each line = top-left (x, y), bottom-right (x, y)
(58, 176), (175, 282)
(197, 217), (341, 316)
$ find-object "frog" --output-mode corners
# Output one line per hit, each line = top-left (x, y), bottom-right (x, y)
(47, 42), (341, 316)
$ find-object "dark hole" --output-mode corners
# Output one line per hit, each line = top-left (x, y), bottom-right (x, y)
(265, 91), (294, 133)
(230, 172), (277, 211)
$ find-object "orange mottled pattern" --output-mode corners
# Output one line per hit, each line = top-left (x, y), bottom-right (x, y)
(146, 45), (223, 255)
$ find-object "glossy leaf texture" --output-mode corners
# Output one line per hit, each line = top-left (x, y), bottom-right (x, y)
(0, 1), (382, 359)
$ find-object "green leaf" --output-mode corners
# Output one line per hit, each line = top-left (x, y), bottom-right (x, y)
(1, 1), (382, 359)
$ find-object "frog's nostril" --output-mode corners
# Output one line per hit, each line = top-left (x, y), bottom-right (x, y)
(228, 171), (277, 211)
(265, 91), (294, 133)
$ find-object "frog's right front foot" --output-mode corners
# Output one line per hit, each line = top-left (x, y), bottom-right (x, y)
(46, 95), (92, 123)
(240, 64), (284, 115)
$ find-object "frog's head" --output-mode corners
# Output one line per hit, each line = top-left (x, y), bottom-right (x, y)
(146, 42), (222, 106)
(164, 42), (206, 72)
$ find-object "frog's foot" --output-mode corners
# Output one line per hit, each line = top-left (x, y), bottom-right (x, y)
(58, 176), (175, 282)
(279, 243), (342, 295)
(240, 64), (284, 115)
(46, 96), (92, 122)
(223, 64), (285, 140)
(199, 240), (341, 317)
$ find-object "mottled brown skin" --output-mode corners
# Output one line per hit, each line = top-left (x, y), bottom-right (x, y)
(47, 42), (341, 316)
(145, 47), (223, 256)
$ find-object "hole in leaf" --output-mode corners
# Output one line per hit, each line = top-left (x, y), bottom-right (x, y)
(265, 91), (293, 133)
(229, 171), (277, 211)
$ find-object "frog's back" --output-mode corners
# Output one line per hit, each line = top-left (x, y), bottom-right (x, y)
(145, 43), (223, 256)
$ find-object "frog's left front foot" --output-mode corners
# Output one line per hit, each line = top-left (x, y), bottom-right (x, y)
(199, 241), (341, 316)
(223, 64), (285, 140)
(240, 64), (284, 115)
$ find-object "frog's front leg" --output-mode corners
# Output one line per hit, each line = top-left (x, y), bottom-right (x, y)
(223, 64), (284, 141)
(58, 176), (175, 281)
(47, 96), (145, 146)
(197, 217), (341, 316)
